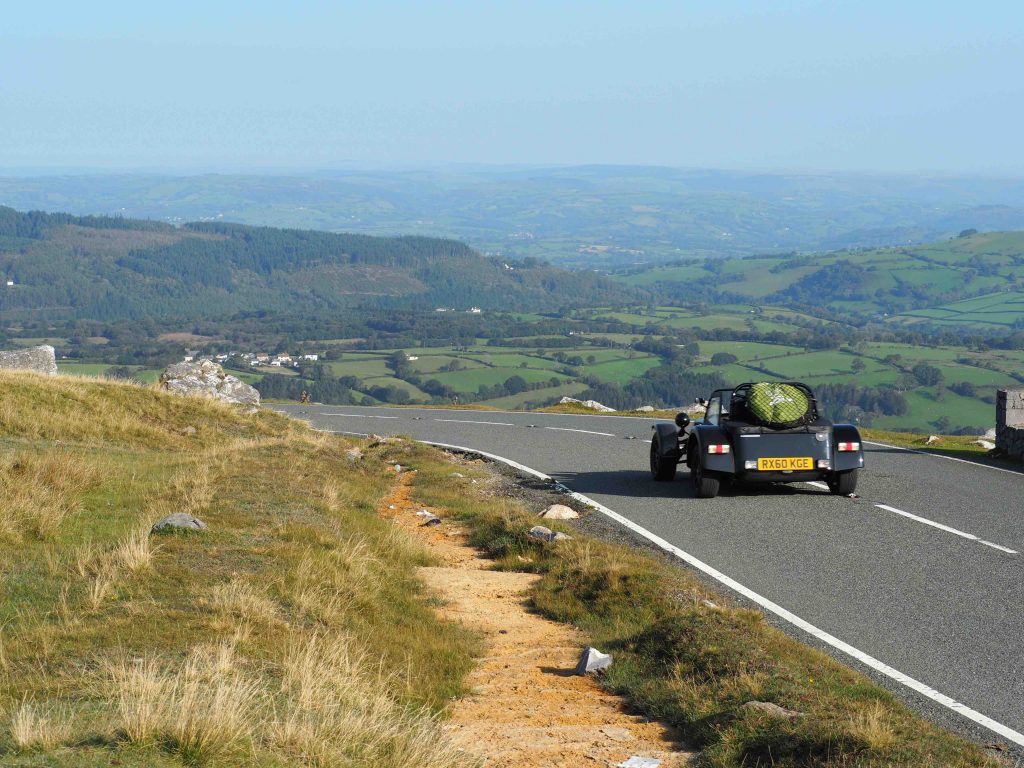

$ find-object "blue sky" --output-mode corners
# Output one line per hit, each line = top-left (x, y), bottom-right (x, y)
(2, 1), (1022, 173)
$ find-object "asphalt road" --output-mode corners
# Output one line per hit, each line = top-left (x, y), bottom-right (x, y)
(274, 403), (1024, 747)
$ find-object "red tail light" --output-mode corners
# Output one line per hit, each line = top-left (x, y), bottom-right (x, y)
(837, 441), (860, 452)
(707, 444), (730, 454)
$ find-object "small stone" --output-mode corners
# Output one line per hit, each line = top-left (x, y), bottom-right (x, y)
(600, 726), (633, 742)
(618, 758), (661, 768)
(422, 515), (442, 527)
(151, 513), (208, 534)
(450, 472), (465, 478)
(539, 504), (579, 520)
(182, 426), (198, 436)
(552, 531), (572, 541)
(394, 464), (402, 473)
(415, 509), (434, 516)
(740, 700), (804, 720)
(973, 440), (996, 450)
(345, 447), (363, 461)
(388, 505), (396, 510)
(701, 598), (719, 609)
(575, 646), (612, 675)
(528, 525), (554, 541)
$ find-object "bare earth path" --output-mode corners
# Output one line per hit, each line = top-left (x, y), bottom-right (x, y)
(380, 471), (690, 768)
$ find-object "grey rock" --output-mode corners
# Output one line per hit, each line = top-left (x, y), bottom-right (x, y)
(528, 525), (554, 541)
(635, 405), (655, 413)
(972, 439), (996, 450)
(740, 700), (804, 719)
(557, 396), (616, 412)
(151, 513), (208, 533)
(0, 345), (58, 375)
(552, 531), (572, 541)
(159, 359), (260, 408)
(539, 503), (579, 520)
(984, 428), (997, 440)
(345, 447), (363, 461)
(575, 646), (612, 675)
(450, 472), (465, 478)
(701, 598), (720, 609)
(421, 515), (442, 527)
(925, 434), (940, 445)
(617, 759), (661, 768)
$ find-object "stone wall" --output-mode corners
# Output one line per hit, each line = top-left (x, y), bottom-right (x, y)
(996, 388), (1024, 460)
(0, 344), (58, 375)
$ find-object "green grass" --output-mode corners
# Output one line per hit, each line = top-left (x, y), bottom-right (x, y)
(0, 373), (478, 767)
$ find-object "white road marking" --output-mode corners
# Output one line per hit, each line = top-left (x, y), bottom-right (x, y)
(544, 426), (617, 437)
(434, 418), (514, 426)
(863, 440), (1022, 477)
(321, 413), (400, 419)
(873, 504), (1016, 554)
(410, 439), (1024, 748)
(980, 540), (1019, 554)
(806, 480), (830, 490)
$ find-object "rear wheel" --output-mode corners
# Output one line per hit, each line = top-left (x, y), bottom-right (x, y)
(828, 469), (858, 495)
(650, 438), (677, 481)
(692, 459), (720, 498)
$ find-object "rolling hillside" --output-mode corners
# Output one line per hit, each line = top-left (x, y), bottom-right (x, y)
(0, 207), (639, 322)
(617, 230), (1024, 329)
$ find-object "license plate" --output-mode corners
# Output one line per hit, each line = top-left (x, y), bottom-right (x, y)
(757, 456), (813, 471)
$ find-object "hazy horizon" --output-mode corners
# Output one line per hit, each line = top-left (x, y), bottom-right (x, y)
(3, 2), (1023, 175)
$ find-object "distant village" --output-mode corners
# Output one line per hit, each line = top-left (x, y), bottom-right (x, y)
(182, 350), (319, 369)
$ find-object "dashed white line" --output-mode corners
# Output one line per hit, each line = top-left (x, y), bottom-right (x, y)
(544, 426), (617, 437)
(321, 413), (400, 419)
(412, 439), (1024, 748)
(874, 503), (1016, 554)
(433, 418), (514, 426)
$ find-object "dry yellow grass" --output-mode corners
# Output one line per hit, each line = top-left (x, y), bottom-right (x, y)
(848, 699), (898, 751)
(8, 699), (73, 752)
(0, 450), (98, 540)
(210, 579), (280, 625)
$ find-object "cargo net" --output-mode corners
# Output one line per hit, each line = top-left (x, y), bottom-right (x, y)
(743, 382), (812, 428)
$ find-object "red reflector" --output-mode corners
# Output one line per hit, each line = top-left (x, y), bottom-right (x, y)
(837, 441), (860, 452)
(707, 444), (730, 454)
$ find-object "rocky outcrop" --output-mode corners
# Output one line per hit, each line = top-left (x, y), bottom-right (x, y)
(996, 389), (1024, 460)
(558, 396), (615, 412)
(0, 344), (58, 375)
(159, 359), (260, 409)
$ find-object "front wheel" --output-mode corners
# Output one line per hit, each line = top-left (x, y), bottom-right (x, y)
(650, 439), (677, 481)
(692, 460), (720, 498)
(827, 469), (858, 495)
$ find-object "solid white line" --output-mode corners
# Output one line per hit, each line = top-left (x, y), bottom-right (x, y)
(806, 480), (830, 490)
(874, 503), (980, 541)
(434, 418), (514, 426)
(863, 440), (1023, 477)
(544, 426), (617, 437)
(413, 439), (1024, 748)
(321, 413), (401, 419)
(980, 540), (1019, 554)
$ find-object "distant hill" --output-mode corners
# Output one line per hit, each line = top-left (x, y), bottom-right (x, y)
(615, 230), (1024, 330)
(0, 207), (639, 322)
(3, 167), (1024, 267)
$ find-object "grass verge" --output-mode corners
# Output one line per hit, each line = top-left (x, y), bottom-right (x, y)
(0, 371), (479, 767)
(399, 440), (1000, 768)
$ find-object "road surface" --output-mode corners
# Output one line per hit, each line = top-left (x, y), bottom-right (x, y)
(273, 403), (1024, 748)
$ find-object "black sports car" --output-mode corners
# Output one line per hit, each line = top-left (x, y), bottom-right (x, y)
(649, 382), (865, 498)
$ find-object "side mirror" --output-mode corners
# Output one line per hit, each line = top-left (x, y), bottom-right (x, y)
(675, 412), (691, 429)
